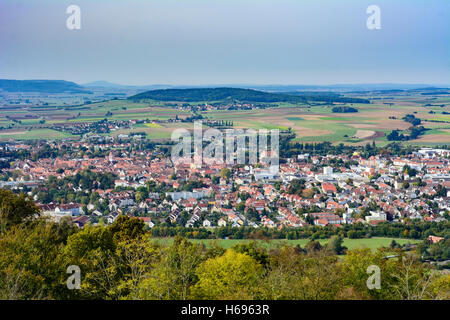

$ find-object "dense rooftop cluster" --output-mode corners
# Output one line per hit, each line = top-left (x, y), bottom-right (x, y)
(0, 140), (448, 231)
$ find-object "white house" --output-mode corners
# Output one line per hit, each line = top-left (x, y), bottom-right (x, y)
(203, 219), (212, 228)
(365, 211), (387, 222)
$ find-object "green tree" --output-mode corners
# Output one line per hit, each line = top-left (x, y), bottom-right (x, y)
(63, 225), (116, 299)
(137, 237), (204, 300)
(326, 236), (347, 255)
(220, 168), (232, 180)
(192, 249), (262, 299)
(108, 216), (146, 242)
(0, 220), (69, 299)
(262, 246), (344, 300)
(0, 189), (41, 234)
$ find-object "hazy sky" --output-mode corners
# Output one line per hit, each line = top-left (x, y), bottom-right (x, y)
(0, 0), (449, 85)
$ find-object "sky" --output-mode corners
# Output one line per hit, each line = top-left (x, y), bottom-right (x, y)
(0, 0), (449, 86)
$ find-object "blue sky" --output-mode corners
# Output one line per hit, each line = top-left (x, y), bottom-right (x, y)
(0, 0), (449, 85)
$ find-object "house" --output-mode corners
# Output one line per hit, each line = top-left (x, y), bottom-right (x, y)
(218, 218), (227, 227)
(365, 211), (387, 222)
(55, 203), (84, 216)
(310, 212), (342, 225)
(203, 219), (212, 228)
(119, 198), (134, 207)
(185, 221), (194, 228)
(427, 235), (444, 244)
(222, 208), (236, 216)
(107, 212), (119, 224)
(169, 211), (180, 223)
(72, 215), (91, 228)
(261, 216), (275, 228)
(92, 210), (103, 216)
(315, 218), (329, 227)
(322, 182), (337, 195)
(137, 217), (155, 228)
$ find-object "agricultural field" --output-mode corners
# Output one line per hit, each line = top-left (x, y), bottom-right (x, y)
(150, 237), (421, 251)
(0, 91), (449, 145)
(0, 128), (74, 140)
(199, 98), (450, 146)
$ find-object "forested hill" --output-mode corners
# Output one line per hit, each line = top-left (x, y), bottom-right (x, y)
(129, 87), (308, 103)
(0, 79), (90, 94)
(129, 87), (370, 104)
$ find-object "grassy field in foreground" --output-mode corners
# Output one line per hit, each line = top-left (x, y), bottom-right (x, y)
(150, 237), (421, 251)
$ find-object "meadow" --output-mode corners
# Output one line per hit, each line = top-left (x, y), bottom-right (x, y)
(150, 237), (421, 251)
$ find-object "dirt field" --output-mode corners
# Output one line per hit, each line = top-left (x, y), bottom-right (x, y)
(353, 130), (376, 139)
(411, 134), (450, 143)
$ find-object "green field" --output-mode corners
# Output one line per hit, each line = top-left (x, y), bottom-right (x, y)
(150, 237), (421, 251)
(1, 91), (449, 146)
(0, 128), (74, 140)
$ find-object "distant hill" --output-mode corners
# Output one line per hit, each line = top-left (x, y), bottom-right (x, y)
(0, 80), (90, 93)
(83, 81), (126, 88)
(200, 84), (439, 92)
(129, 87), (309, 103)
(81, 82), (447, 93)
(83, 81), (175, 91)
(129, 87), (371, 104)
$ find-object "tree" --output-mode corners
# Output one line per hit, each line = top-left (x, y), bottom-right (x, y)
(63, 225), (116, 299)
(389, 255), (439, 300)
(262, 246), (344, 300)
(302, 188), (315, 199)
(261, 246), (306, 299)
(220, 168), (231, 180)
(390, 240), (400, 249)
(0, 220), (69, 299)
(211, 176), (220, 184)
(231, 241), (269, 266)
(113, 239), (159, 299)
(192, 249), (262, 299)
(305, 240), (323, 253)
(326, 236), (347, 255)
(108, 216), (146, 242)
(0, 189), (41, 234)
(135, 190), (147, 203)
(342, 248), (417, 299)
(287, 179), (305, 195)
(428, 274), (450, 300)
(137, 237), (204, 300)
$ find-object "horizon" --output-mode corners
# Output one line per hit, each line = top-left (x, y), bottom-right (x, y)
(2, 78), (450, 89)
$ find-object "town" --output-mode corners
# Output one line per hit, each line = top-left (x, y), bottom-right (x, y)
(0, 138), (448, 237)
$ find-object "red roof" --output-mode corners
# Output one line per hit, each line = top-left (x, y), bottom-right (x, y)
(322, 183), (337, 193)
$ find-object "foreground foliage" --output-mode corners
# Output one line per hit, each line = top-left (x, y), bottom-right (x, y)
(0, 190), (448, 300)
